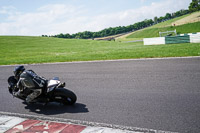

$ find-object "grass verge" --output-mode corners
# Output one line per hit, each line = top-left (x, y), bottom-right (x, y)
(0, 36), (200, 65)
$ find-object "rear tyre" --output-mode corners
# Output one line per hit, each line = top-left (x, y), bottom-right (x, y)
(53, 88), (77, 105)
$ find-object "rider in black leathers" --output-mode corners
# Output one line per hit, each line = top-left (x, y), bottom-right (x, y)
(13, 66), (46, 103)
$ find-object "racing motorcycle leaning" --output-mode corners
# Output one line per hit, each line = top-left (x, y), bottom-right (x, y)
(7, 69), (77, 105)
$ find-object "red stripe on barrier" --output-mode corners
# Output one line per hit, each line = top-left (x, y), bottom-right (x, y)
(60, 124), (86, 133)
(24, 121), (69, 133)
(5, 119), (86, 133)
(5, 120), (41, 133)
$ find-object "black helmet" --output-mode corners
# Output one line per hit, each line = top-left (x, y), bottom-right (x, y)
(13, 65), (25, 78)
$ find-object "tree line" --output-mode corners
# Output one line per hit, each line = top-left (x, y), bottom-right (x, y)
(42, 0), (200, 39)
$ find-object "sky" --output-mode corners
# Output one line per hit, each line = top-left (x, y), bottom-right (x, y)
(0, 0), (191, 36)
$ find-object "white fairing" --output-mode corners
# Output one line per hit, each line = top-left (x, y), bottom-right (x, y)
(47, 79), (61, 88)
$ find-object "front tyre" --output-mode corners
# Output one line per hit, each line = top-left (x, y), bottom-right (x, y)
(53, 88), (77, 105)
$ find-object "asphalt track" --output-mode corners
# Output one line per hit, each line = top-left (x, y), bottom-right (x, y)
(0, 57), (200, 133)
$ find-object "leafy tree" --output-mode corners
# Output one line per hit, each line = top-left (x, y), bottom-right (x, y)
(154, 16), (158, 24)
(64, 33), (71, 38)
(165, 13), (172, 20)
(181, 9), (190, 15)
(175, 11), (181, 17)
(146, 19), (154, 26)
(189, 0), (200, 12)
(57, 33), (64, 38)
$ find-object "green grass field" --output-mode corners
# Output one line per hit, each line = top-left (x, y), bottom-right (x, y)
(0, 36), (200, 65)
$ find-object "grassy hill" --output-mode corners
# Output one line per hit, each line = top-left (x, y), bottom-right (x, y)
(127, 22), (200, 38)
(117, 11), (200, 42)
(0, 36), (200, 65)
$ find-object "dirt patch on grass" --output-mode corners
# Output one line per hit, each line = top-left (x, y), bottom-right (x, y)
(172, 11), (200, 26)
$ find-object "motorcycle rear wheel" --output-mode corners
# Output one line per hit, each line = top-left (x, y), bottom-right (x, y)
(53, 88), (77, 105)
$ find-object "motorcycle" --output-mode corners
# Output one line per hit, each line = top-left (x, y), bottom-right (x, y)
(7, 76), (77, 105)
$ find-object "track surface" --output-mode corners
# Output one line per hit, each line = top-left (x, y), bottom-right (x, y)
(0, 57), (200, 133)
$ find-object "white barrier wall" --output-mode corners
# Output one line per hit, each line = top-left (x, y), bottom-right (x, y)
(190, 34), (200, 43)
(143, 37), (165, 45)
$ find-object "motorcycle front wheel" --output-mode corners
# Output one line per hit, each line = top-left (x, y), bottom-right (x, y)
(53, 88), (77, 105)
